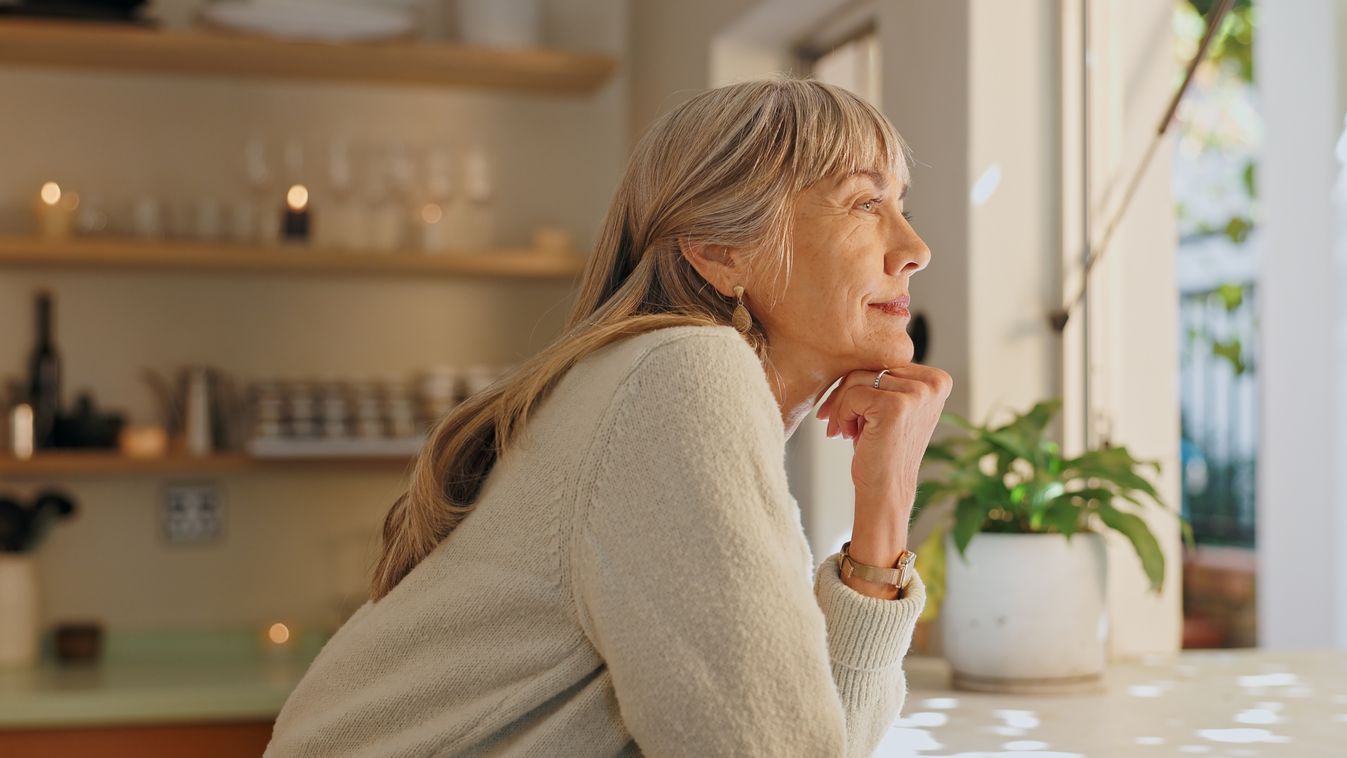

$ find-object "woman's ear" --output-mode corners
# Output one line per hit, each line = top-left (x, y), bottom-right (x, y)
(677, 237), (742, 297)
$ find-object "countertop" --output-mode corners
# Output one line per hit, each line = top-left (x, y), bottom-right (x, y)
(880, 649), (1347, 757)
(0, 630), (323, 729)
(5, 631), (1345, 757)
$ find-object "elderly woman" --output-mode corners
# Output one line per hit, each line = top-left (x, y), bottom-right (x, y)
(266, 76), (951, 757)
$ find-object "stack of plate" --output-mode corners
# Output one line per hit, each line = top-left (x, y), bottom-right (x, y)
(198, 1), (418, 42)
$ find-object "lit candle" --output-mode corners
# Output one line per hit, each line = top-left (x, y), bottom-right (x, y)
(9, 403), (34, 460)
(259, 620), (300, 659)
(419, 202), (449, 253)
(33, 182), (79, 241)
(281, 184), (311, 243)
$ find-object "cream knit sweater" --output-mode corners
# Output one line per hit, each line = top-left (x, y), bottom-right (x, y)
(265, 325), (925, 758)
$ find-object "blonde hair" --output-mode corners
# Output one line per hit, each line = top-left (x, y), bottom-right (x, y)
(370, 75), (910, 600)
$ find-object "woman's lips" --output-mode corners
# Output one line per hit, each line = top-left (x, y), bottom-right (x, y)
(869, 295), (911, 318)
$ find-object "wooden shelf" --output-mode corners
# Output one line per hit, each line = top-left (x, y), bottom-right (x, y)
(0, 235), (586, 280)
(0, 451), (413, 479)
(0, 19), (617, 94)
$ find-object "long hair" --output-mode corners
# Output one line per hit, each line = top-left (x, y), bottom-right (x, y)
(369, 75), (910, 600)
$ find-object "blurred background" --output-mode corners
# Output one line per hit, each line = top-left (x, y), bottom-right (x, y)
(0, 0), (1343, 754)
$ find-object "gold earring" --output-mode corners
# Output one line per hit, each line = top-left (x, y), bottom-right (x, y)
(731, 285), (752, 333)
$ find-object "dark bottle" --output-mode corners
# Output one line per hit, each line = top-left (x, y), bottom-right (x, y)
(28, 290), (62, 449)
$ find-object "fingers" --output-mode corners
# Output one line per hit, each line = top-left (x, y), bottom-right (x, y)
(815, 364), (948, 420)
(815, 364), (954, 439)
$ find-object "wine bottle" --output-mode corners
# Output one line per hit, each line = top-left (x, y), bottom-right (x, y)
(27, 290), (61, 449)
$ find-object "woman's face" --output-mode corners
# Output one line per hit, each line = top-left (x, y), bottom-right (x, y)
(749, 168), (931, 377)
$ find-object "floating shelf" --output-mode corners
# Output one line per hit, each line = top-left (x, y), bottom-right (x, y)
(0, 19), (617, 94)
(0, 451), (414, 479)
(0, 235), (587, 280)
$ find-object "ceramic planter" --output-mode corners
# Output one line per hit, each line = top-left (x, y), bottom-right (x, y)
(0, 553), (39, 667)
(941, 531), (1108, 694)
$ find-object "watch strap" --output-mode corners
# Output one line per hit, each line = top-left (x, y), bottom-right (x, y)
(839, 540), (915, 589)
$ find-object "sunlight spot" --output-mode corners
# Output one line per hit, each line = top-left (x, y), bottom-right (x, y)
(1134, 736), (1165, 746)
(1234, 708), (1282, 725)
(944, 753), (1082, 758)
(893, 711), (947, 728)
(1237, 672), (1297, 687)
(993, 709), (1041, 730)
(982, 725), (1028, 737)
(876, 726), (942, 753)
(1178, 746), (1211, 754)
(970, 164), (1002, 207)
(1197, 728), (1291, 744)
(1004, 740), (1050, 751)
(920, 697), (960, 709)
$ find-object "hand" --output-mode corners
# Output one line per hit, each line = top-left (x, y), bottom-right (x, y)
(813, 364), (953, 568)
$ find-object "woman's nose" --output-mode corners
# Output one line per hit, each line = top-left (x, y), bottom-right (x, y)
(886, 232), (931, 277)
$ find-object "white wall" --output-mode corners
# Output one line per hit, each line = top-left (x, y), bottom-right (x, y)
(1072, 0), (1185, 661)
(1256, 0), (1347, 650)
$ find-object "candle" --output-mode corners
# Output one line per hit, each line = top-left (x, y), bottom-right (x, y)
(281, 184), (311, 243)
(258, 620), (301, 660)
(9, 403), (33, 460)
(33, 182), (78, 241)
(419, 202), (450, 253)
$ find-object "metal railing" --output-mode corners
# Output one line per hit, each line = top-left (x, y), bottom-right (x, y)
(1178, 283), (1258, 548)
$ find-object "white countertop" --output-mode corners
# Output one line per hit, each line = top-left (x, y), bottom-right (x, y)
(878, 650), (1346, 757)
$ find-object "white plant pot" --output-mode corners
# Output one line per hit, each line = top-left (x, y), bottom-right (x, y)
(455, 0), (541, 48)
(941, 531), (1108, 694)
(0, 554), (40, 668)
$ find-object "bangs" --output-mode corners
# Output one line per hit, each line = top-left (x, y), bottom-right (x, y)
(787, 80), (911, 193)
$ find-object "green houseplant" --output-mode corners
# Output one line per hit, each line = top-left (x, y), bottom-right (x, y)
(910, 397), (1196, 623)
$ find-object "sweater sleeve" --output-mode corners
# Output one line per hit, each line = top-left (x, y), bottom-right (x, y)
(569, 329), (924, 758)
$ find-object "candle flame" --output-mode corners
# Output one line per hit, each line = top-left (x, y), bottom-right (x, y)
(40, 182), (61, 205)
(268, 622), (291, 644)
(286, 184), (309, 211)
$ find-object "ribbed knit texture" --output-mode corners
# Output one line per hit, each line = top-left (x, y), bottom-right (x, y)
(265, 325), (925, 758)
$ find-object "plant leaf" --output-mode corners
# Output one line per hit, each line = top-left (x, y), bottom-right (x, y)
(1095, 502), (1166, 593)
(941, 411), (979, 432)
(1041, 500), (1083, 537)
(1216, 282), (1245, 312)
(1062, 447), (1163, 503)
(951, 496), (985, 560)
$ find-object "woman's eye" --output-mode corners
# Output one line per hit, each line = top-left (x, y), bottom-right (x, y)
(859, 197), (883, 213)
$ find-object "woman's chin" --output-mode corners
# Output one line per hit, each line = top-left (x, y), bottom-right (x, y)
(862, 337), (914, 369)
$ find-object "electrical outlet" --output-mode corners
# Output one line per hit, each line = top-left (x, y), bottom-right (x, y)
(161, 481), (225, 545)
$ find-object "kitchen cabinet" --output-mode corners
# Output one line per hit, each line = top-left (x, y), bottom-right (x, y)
(0, 722), (271, 758)
(0, 631), (319, 758)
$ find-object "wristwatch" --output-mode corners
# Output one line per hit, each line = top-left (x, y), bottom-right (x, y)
(839, 541), (916, 591)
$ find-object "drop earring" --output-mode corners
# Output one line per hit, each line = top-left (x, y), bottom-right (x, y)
(731, 285), (752, 333)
